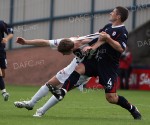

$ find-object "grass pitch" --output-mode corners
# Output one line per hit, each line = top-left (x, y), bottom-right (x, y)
(0, 85), (149, 125)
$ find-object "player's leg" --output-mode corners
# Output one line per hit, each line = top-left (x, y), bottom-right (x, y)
(15, 58), (79, 115)
(33, 76), (91, 117)
(0, 57), (9, 101)
(105, 92), (142, 120)
(47, 63), (85, 101)
(14, 76), (60, 110)
(48, 59), (97, 101)
(33, 95), (59, 117)
(97, 60), (142, 120)
(33, 58), (82, 116)
(30, 76), (60, 106)
(100, 67), (142, 120)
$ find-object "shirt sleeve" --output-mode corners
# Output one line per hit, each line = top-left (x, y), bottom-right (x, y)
(116, 31), (128, 50)
(88, 38), (98, 46)
(49, 38), (62, 48)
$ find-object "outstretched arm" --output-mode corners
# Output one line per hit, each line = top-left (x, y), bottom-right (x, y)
(2, 34), (13, 44)
(16, 33), (100, 48)
(16, 37), (64, 48)
(16, 37), (50, 46)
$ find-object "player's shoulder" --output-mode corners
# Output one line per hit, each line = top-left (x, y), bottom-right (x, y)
(117, 26), (128, 40)
(114, 25), (128, 35)
(119, 26), (128, 37)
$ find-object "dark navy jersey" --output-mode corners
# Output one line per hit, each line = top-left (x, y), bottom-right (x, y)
(0, 20), (13, 49)
(95, 23), (128, 66)
(73, 38), (98, 60)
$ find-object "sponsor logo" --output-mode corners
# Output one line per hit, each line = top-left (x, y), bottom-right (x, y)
(129, 74), (137, 85)
(139, 73), (150, 85)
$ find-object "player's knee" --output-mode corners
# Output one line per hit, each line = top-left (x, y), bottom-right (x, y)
(106, 94), (118, 104)
(75, 64), (85, 75)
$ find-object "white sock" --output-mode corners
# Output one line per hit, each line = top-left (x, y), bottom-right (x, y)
(39, 95), (59, 114)
(29, 84), (49, 107)
(2, 89), (6, 93)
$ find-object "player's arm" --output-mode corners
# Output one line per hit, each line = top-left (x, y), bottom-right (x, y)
(70, 32), (100, 47)
(73, 38), (92, 48)
(16, 36), (83, 48)
(16, 37), (63, 48)
(2, 34), (13, 44)
(99, 32), (124, 53)
(82, 37), (105, 52)
(2, 22), (13, 44)
(16, 37), (50, 46)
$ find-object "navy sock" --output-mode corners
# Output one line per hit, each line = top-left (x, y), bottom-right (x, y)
(0, 76), (5, 90)
(117, 95), (135, 113)
(62, 71), (80, 91)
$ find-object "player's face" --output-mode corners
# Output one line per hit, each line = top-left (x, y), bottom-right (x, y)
(109, 9), (120, 22)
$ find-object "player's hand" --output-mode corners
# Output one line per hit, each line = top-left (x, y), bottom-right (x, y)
(16, 37), (27, 45)
(2, 38), (8, 44)
(82, 46), (93, 52)
(99, 31), (110, 41)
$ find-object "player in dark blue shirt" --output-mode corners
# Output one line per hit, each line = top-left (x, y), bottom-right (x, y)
(0, 20), (13, 101)
(48, 6), (142, 120)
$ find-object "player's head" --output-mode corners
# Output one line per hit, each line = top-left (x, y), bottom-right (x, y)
(58, 38), (74, 55)
(109, 6), (129, 23)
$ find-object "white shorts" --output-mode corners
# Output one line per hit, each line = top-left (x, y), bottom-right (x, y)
(56, 57), (90, 85)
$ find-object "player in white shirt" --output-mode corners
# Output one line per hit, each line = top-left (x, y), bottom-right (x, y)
(14, 33), (100, 117)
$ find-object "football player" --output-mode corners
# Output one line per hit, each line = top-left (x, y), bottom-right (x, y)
(48, 6), (142, 120)
(0, 20), (13, 101)
(14, 33), (103, 117)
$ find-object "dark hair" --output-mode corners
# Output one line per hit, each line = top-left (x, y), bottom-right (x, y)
(58, 38), (74, 54)
(116, 6), (129, 22)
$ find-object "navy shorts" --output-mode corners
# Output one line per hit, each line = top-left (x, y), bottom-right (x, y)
(0, 58), (7, 69)
(82, 58), (118, 93)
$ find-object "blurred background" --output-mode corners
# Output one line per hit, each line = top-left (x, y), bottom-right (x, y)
(0, 0), (150, 90)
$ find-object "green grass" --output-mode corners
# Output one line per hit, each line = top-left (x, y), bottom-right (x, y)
(0, 85), (150, 125)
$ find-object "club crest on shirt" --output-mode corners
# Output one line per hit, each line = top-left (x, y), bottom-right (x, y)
(112, 31), (116, 36)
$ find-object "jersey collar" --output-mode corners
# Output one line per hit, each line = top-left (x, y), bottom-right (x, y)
(112, 24), (125, 28)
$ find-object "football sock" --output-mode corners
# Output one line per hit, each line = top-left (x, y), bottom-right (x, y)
(62, 71), (80, 91)
(39, 95), (59, 114)
(0, 76), (5, 91)
(117, 95), (135, 113)
(29, 84), (49, 107)
(2, 89), (6, 93)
